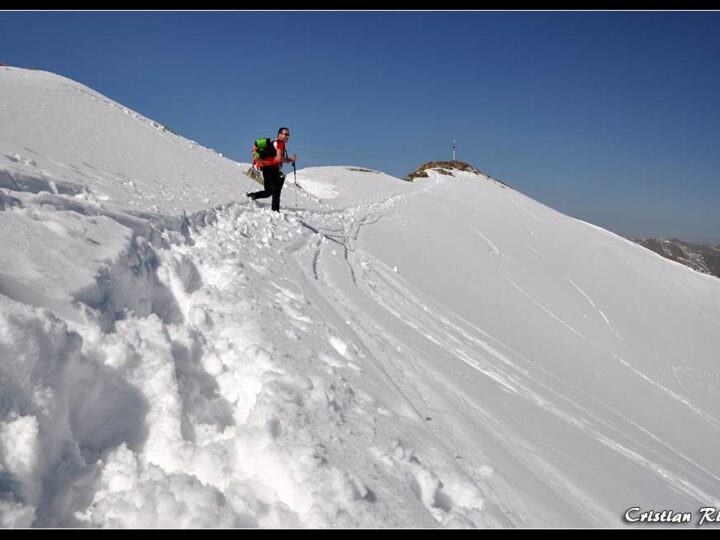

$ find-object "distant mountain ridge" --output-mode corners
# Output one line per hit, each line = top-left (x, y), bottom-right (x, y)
(635, 238), (720, 278)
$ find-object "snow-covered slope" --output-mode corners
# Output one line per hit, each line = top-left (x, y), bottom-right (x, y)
(2, 67), (720, 528)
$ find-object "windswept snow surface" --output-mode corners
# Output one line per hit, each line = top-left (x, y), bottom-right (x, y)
(2, 67), (720, 528)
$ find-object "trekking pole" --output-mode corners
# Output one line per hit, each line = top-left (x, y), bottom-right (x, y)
(292, 161), (298, 209)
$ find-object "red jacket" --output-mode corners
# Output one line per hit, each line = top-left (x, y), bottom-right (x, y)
(255, 139), (286, 169)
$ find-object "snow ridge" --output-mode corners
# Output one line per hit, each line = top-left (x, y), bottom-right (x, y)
(3, 67), (720, 529)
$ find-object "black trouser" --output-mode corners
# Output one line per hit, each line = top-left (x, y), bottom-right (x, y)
(250, 167), (285, 211)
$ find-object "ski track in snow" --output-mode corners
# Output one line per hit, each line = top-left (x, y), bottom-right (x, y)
(501, 272), (587, 340)
(275, 182), (537, 527)
(563, 274), (623, 340)
(612, 354), (720, 432)
(467, 224), (500, 257)
(505, 193), (539, 220)
(465, 222), (586, 340)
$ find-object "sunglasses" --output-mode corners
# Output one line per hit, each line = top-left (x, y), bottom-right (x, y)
(281, 132), (290, 136)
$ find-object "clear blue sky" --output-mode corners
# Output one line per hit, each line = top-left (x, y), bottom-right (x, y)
(2, 11), (719, 242)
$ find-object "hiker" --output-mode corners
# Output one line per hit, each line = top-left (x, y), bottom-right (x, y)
(247, 127), (297, 212)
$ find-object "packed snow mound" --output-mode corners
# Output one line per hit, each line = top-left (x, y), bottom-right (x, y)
(0, 66), (252, 217)
(294, 166), (409, 205)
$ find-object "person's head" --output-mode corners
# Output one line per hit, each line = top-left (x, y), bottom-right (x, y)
(278, 127), (290, 142)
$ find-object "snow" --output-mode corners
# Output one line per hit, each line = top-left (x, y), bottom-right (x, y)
(2, 66), (720, 528)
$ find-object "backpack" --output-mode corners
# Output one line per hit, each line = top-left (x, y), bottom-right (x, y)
(253, 138), (276, 162)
